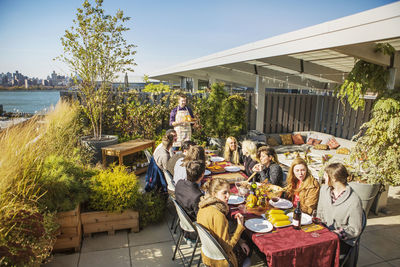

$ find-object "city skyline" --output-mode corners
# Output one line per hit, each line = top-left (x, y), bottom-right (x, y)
(0, 0), (396, 82)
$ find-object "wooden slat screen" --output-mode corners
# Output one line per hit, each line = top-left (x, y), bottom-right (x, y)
(247, 92), (374, 140)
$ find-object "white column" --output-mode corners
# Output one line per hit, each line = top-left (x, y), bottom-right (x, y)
(192, 78), (198, 92)
(255, 75), (265, 132)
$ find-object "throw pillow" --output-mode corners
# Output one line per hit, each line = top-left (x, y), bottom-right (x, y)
(306, 138), (322, 145)
(337, 148), (350, 155)
(327, 137), (340, 149)
(292, 134), (305, 145)
(314, 144), (329, 150)
(280, 134), (293, 145)
(267, 137), (279, 146)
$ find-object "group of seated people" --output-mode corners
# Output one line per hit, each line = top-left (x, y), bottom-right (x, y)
(152, 131), (363, 267)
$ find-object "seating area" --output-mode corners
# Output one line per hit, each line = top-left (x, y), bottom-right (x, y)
(43, 175), (400, 267)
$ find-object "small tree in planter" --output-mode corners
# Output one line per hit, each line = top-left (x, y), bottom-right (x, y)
(336, 43), (399, 214)
(57, 0), (136, 142)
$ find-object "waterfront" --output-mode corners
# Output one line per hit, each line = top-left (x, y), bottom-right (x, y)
(0, 90), (60, 114)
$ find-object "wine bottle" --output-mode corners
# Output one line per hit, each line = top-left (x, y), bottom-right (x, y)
(293, 201), (302, 230)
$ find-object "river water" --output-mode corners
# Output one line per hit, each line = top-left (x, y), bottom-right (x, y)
(0, 90), (60, 114)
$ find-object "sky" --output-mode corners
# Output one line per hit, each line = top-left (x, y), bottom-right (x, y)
(0, 0), (397, 82)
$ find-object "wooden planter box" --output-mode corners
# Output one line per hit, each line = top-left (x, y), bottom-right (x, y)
(81, 209), (139, 237)
(53, 205), (82, 252)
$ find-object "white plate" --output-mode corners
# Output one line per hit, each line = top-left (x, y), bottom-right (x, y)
(269, 198), (293, 209)
(210, 156), (225, 162)
(245, 218), (273, 233)
(204, 169), (211, 176)
(227, 195), (245, 205)
(287, 212), (312, 225)
(224, 166), (241, 172)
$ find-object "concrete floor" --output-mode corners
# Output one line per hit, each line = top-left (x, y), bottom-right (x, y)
(43, 183), (400, 267)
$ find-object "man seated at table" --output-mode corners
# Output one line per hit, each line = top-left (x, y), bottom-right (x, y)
(166, 140), (195, 176)
(175, 160), (205, 240)
(153, 129), (177, 171)
(173, 145), (206, 184)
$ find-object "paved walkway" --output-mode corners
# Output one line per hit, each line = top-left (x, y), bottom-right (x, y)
(43, 183), (400, 267)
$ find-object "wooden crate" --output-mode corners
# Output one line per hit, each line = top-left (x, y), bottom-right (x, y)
(81, 209), (139, 237)
(53, 205), (82, 252)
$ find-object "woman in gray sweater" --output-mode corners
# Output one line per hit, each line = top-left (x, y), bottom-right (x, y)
(317, 163), (363, 250)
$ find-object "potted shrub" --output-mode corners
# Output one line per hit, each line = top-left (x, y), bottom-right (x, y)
(81, 165), (141, 236)
(349, 92), (400, 214)
(56, 0), (137, 163)
(37, 155), (96, 251)
(336, 43), (399, 215)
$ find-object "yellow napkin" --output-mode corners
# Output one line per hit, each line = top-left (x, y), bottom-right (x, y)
(301, 224), (324, 232)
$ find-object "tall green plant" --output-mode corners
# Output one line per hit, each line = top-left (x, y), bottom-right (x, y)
(351, 92), (400, 185)
(57, 0), (137, 140)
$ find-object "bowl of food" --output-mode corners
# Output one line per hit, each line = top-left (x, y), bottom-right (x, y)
(235, 181), (250, 196)
(258, 184), (284, 199)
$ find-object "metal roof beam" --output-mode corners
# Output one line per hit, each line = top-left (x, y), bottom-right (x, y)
(257, 55), (344, 83)
(222, 62), (335, 90)
(333, 43), (392, 66)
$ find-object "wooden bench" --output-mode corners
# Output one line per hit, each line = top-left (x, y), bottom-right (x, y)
(102, 139), (155, 175)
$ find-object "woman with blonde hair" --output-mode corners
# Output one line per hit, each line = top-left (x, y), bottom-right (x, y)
(252, 146), (283, 186)
(173, 145), (205, 184)
(197, 178), (251, 267)
(224, 136), (241, 165)
(240, 140), (258, 176)
(285, 157), (320, 214)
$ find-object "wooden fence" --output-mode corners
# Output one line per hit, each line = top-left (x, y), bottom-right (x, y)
(246, 92), (374, 140)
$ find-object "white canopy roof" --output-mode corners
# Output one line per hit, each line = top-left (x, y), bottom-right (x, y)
(149, 2), (400, 90)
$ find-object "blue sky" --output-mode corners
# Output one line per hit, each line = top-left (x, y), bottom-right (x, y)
(0, 0), (397, 82)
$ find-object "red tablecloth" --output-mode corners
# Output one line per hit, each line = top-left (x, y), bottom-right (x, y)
(250, 225), (340, 267)
(230, 207), (340, 267)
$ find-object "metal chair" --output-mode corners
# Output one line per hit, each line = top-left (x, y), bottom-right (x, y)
(340, 210), (367, 267)
(193, 222), (233, 267)
(172, 199), (199, 267)
(144, 149), (152, 163)
(163, 169), (176, 193)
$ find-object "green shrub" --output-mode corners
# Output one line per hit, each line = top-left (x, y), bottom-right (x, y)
(0, 200), (58, 267)
(135, 192), (166, 227)
(37, 155), (96, 212)
(88, 165), (140, 212)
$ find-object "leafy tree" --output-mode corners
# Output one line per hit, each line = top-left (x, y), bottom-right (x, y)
(57, 0), (136, 140)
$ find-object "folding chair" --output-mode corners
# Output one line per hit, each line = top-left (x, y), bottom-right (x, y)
(340, 210), (367, 267)
(172, 199), (199, 267)
(193, 222), (233, 267)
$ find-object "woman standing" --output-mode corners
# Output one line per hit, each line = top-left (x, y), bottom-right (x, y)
(285, 157), (319, 214)
(317, 163), (363, 251)
(252, 146), (283, 186)
(197, 178), (251, 267)
(240, 140), (258, 177)
(223, 136), (241, 165)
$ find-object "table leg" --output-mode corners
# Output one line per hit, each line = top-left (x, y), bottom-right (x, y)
(119, 155), (123, 166)
(102, 150), (106, 168)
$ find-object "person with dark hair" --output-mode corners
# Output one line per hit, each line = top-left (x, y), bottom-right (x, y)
(317, 163), (363, 256)
(173, 145), (206, 184)
(166, 140), (195, 176)
(169, 94), (195, 148)
(153, 129), (177, 171)
(252, 146), (283, 186)
(175, 160), (205, 221)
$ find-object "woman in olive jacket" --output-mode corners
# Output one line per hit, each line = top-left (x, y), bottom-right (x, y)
(197, 179), (250, 267)
(285, 157), (320, 215)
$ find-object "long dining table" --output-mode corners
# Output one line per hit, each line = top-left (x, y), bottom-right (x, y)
(205, 155), (340, 267)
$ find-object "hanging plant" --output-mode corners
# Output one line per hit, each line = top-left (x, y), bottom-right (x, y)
(336, 43), (396, 110)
